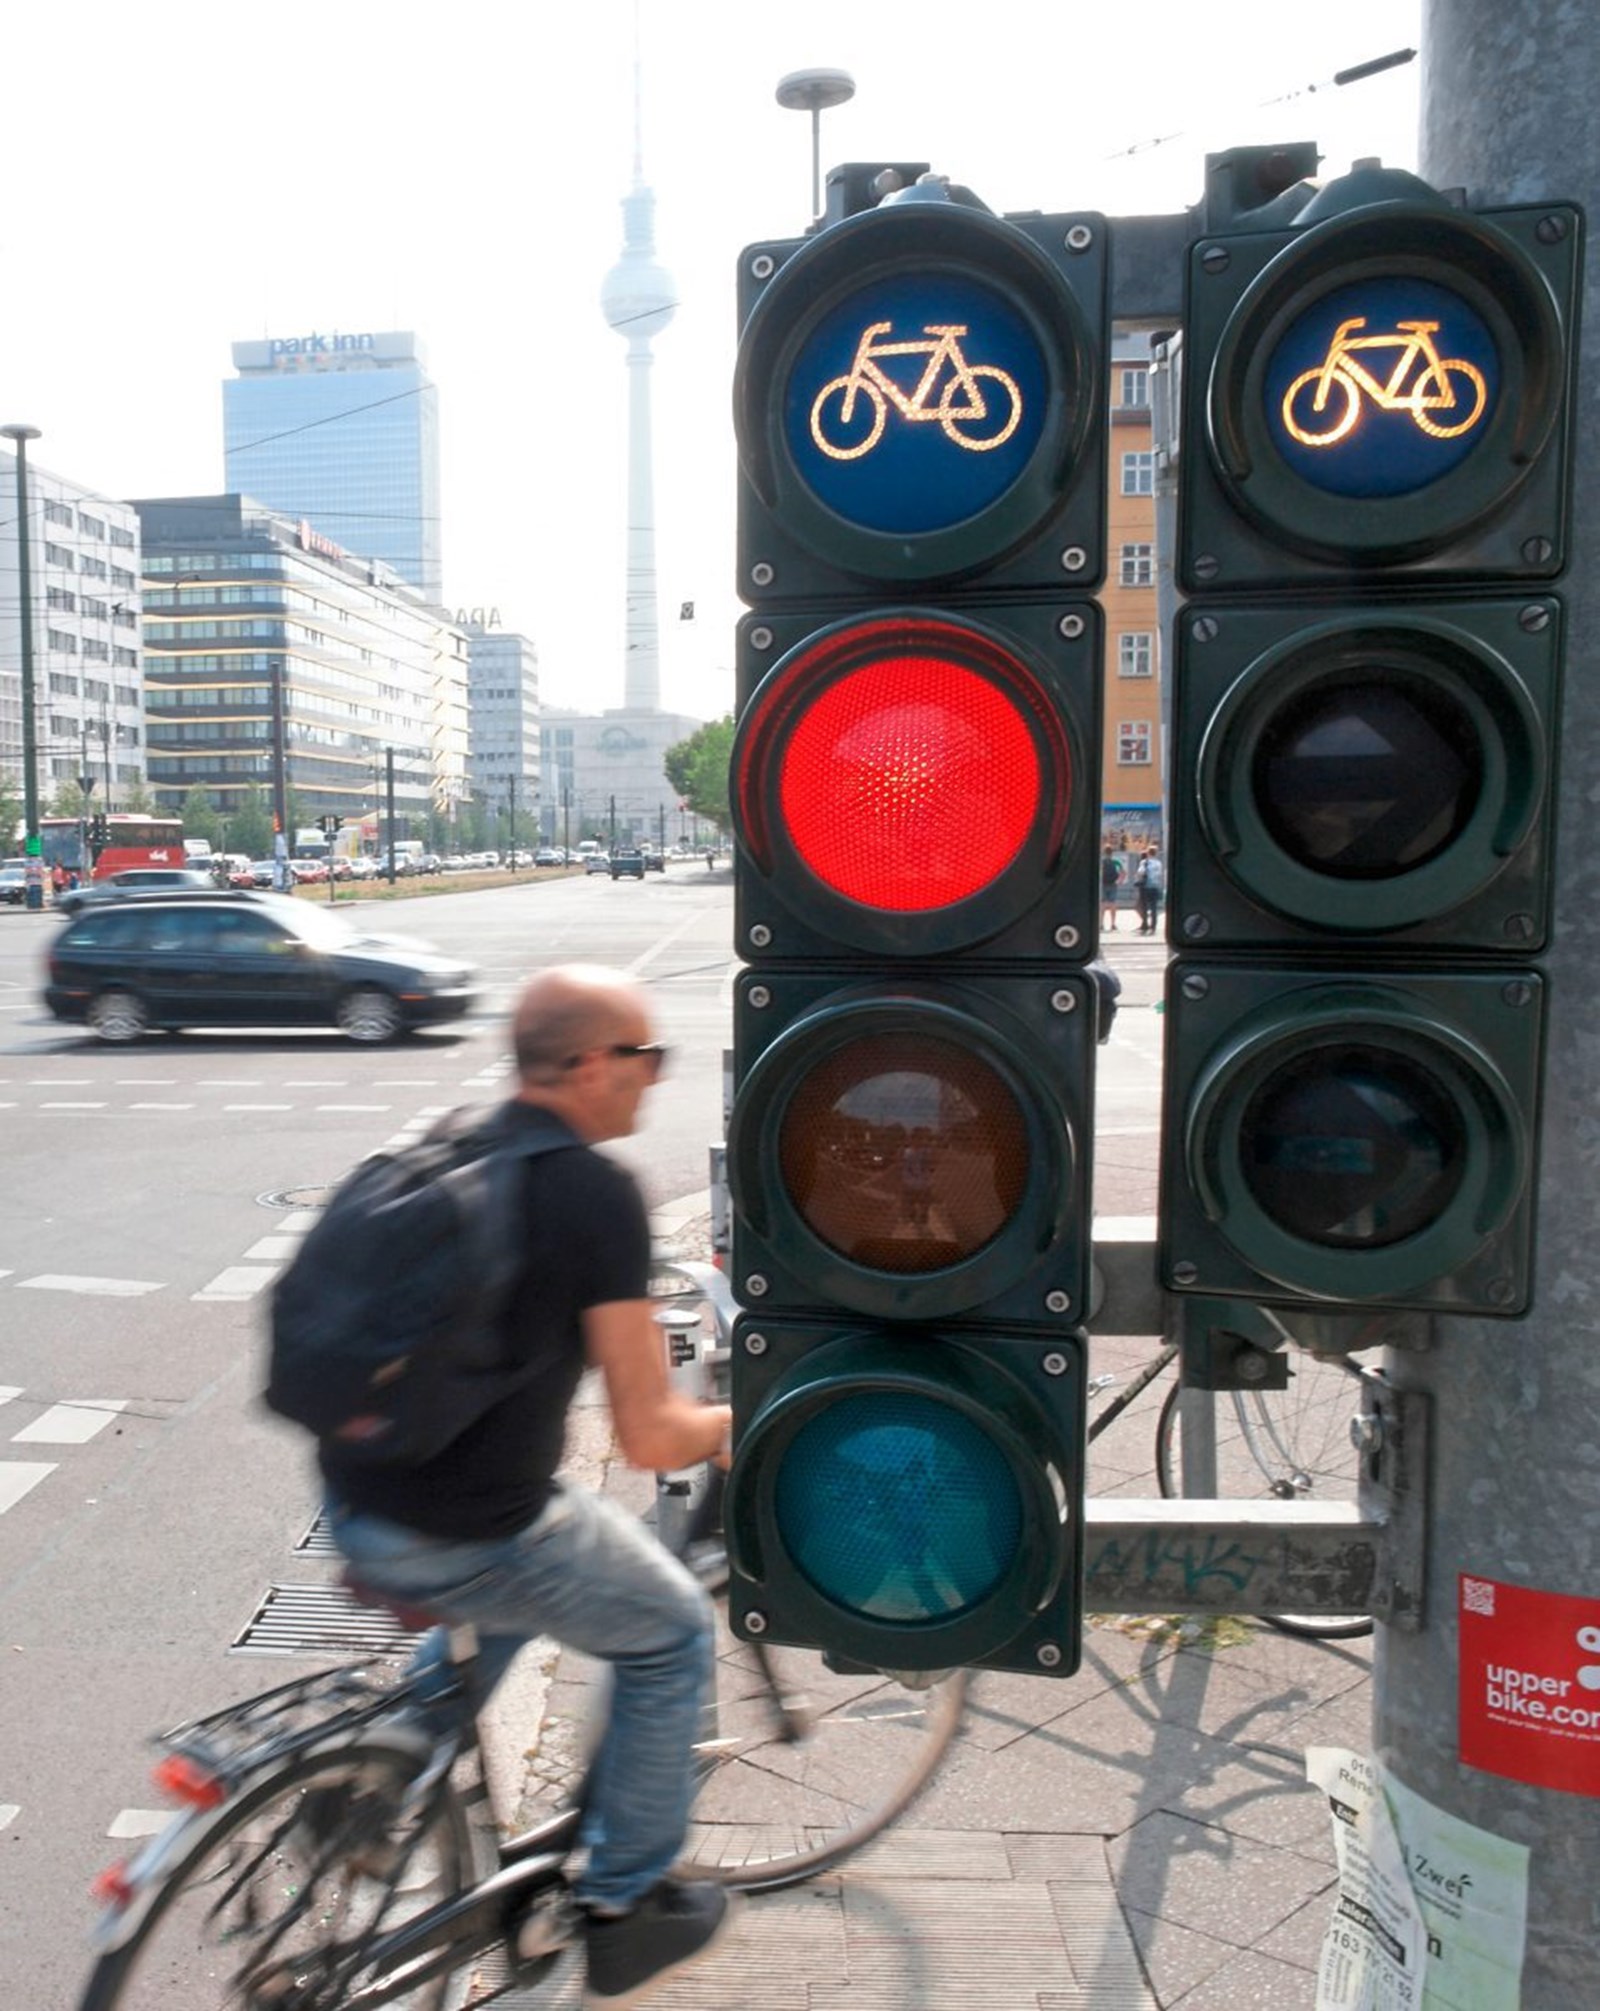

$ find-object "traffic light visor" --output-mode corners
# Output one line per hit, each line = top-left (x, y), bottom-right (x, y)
(735, 615), (1071, 950)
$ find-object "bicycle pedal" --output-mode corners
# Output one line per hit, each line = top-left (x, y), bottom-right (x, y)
(515, 1886), (580, 1964)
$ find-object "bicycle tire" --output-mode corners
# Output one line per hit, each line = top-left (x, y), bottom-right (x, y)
(676, 1584), (971, 1890)
(1410, 358), (1488, 439)
(809, 375), (887, 461)
(79, 1731), (472, 2011)
(938, 363), (1022, 451)
(1281, 367), (1360, 446)
(1154, 1361), (1374, 1642)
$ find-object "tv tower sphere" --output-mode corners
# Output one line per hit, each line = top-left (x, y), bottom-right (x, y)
(601, 185), (677, 345)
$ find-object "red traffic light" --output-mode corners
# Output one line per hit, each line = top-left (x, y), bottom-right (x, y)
(734, 611), (1089, 959)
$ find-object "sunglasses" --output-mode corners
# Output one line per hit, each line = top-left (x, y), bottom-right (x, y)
(564, 1042), (670, 1076)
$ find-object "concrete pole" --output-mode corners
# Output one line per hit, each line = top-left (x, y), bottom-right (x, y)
(1372, 4), (1600, 1997)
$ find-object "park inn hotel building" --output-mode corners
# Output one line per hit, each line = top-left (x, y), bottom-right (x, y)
(132, 496), (469, 833)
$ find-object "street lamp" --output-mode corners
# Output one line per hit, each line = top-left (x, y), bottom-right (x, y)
(775, 68), (855, 226)
(2, 424), (43, 908)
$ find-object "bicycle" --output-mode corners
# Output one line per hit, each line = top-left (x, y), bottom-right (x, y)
(79, 1270), (967, 2010)
(809, 320), (1022, 461)
(1280, 315), (1488, 446)
(1088, 1340), (1374, 1642)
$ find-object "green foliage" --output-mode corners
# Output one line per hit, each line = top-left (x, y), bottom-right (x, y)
(663, 715), (734, 830)
(228, 783), (275, 860)
(120, 773), (154, 814)
(0, 767), (25, 844)
(48, 779), (92, 818)
(180, 785), (223, 846)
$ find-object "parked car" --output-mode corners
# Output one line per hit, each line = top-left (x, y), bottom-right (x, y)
(56, 868), (219, 916)
(610, 848), (647, 880)
(44, 891), (479, 1044)
(1, 862), (31, 906)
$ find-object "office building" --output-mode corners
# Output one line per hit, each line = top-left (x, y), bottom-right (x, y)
(1100, 331), (1165, 857)
(133, 495), (468, 831)
(465, 625), (540, 827)
(222, 331), (442, 601)
(540, 704), (704, 853)
(0, 448), (144, 811)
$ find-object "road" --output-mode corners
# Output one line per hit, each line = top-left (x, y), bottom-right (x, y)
(0, 869), (1166, 2000)
(0, 865), (737, 2004)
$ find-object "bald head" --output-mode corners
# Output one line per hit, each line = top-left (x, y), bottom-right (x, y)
(511, 965), (650, 1086)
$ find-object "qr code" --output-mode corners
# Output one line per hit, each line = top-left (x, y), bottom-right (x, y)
(1462, 1577), (1497, 1617)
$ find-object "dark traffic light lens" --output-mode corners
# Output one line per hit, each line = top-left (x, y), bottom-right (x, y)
(781, 650), (1042, 911)
(778, 1033), (1030, 1274)
(1241, 1046), (1467, 1248)
(1253, 674), (1482, 879)
(774, 1391), (1023, 1622)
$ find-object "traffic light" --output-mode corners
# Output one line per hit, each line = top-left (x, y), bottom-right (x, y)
(1161, 164), (1580, 1319)
(723, 179), (1108, 1677)
(318, 814), (343, 839)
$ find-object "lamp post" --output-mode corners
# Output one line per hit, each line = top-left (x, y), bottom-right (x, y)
(3, 424), (43, 909)
(775, 68), (855, 226)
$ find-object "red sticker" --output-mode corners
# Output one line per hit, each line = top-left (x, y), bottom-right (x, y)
(1458, 1573), (1600, 1796)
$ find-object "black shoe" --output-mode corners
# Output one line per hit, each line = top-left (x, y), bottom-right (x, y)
(583, 1880), (734, 2009)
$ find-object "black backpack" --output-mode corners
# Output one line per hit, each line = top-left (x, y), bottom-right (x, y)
(265, 1102), (574, 1465)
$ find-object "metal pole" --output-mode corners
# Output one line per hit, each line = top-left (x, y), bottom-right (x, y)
(507, 775), (517, 869)
(384, 748), (397, 885)
(269, 661), (290, 892)
(1369, 6), (1600, 1997)
(3, 424), (43, 909)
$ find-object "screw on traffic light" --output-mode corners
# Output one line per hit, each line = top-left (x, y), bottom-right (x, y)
(723, 176), (1107, 1677)
(1161, 162), (1580, 1322)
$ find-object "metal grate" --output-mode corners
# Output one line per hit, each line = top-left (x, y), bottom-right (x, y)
(294, 1510), (341, 1558)
(231, 1582), (423, 1657)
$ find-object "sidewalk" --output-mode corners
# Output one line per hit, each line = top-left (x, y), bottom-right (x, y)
(484, 1182), (1362, 2009)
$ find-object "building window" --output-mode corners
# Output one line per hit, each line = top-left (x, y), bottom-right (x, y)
(1119, 366), (1150, 409)
(1118, 721), (1153, 765)
(44, 500), (74, 529)
(78, 511), (107, 540)
(1118, 633), (1155, 679)
(1121, 452), (1155, 496)
(82, 638), (110, 661)
(45, 541), (75, 569)
(49, 673), (80, 697)
(46, 628), (79, 654)
(108, 524), (135, 548)
(47, 586), (77, 613)
(1118, 543), (1154, 588)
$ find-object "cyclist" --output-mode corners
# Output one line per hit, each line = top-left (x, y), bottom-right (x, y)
(322, 964), (736, 2008)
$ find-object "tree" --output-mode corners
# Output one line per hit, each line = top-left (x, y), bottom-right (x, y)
(120, 773), (154, 814)
(180, 785), (223, 847)
(663, 715), (734, 832)
(0, 768), (22, 849)
(48, 779), (92, 819)
(228, 783), (274, 860)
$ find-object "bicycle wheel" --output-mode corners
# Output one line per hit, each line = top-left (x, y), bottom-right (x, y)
(809, 376), (887, 460)
(1410, 357), (1488, 438)
(1281, 367), (1360, 446)
(675, 1559), (969, 1891)
(1155, 1357), (1373, 1641)
(938, 364), (1022, 450)
(80, 1732), (471, 2011)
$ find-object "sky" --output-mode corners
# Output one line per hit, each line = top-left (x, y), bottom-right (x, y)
(2, 0), (1421, 724)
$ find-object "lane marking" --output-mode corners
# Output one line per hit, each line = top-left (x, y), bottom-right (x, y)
(15, 1275), (164, 1297)
(0, 1804), (19, 1833)
(224, 1103), (294, 1113)
(278, 1211), (322, 1232)
(284, 1079), (347, 1088)
(199, 1079), (262, 1087)
(242, 1236), (300, 1261)
(0, 1465), (56, 1515)
(41, 1101), (108, 1110)
(114, 1078), (177, 1085)
(11, 1400), (128, 1446)
(315, 1103), (390, 1113)
(192, 1266), (278, 1301)
(107, 1809), (169, 1840)
(0, 1386), (20, 1404)
(28, 1078), (95, 1086)
(130, 1102), (194, 1111)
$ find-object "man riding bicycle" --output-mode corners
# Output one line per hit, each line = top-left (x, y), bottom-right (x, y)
(323, 965), (735, 2009)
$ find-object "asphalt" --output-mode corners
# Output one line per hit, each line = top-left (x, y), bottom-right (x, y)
(483, 925), (1363, 2009)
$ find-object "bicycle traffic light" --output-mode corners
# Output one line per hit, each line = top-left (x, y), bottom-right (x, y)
(1161, 165), (1580, 1319)
(723, 180), (1107, 1677)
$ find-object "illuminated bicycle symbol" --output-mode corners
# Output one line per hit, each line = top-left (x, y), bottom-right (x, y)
(1281, 317), (1489, 446)
(810, 321), (1023, 461)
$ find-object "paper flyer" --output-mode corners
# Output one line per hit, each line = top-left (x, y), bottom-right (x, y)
(1307, 1748), (1530, 2011)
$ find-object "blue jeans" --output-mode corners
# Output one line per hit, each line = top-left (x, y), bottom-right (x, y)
(326, 1483), (714, 1912)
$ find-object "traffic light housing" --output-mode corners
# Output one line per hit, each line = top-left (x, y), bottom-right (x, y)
(1162, 165), (1578, 1320)
(724, 180), (1107, 1676)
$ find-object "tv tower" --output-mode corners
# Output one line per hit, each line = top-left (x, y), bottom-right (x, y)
(599, 48), (675, 713)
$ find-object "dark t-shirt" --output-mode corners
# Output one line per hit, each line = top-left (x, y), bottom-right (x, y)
(318, 1109), (653, 1540)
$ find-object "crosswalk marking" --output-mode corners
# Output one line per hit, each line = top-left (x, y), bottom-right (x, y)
(107, 1809), (170, 1839)
(0, 1386), (20, 1405)
(242, 1236), (299, 1261)
(15, 1274), (164, 1297)
(193, 1266), (278, 1301)
(11, 1400), (128, 1446)
(0, 1804), (19, 1833)
(0, 1465), (56, 1515)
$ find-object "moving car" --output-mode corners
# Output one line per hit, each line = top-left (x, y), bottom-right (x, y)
(44, 891), (479, 1044)
(610, 847), (647, 880)
(583, 851), (612, 876)
(56, 867), (218, 916)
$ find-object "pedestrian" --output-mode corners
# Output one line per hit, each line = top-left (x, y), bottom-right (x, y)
(322, 965), (737, 2005)
(50, 861), (69, 903)
(1100, 847), (1123, 931)
(1135, 845), (1165, 934)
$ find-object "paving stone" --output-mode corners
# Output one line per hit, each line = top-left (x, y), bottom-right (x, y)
(1108, 1809), (1333, 1944)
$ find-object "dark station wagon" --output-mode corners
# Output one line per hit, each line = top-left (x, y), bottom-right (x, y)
(44, 892), (478, 1044)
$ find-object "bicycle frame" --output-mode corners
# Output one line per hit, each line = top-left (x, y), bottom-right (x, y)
(1308, 318), (1456, 416)
(838, 322), (984, 424)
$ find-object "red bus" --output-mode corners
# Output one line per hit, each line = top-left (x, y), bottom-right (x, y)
(36, 814), (186, 881)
